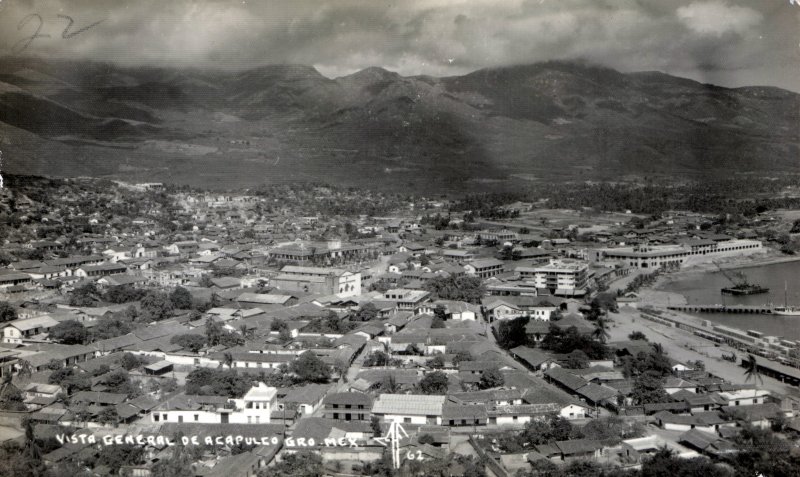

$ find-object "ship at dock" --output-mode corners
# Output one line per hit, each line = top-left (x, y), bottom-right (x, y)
(721, 283), (770, 295)
(715, 262), (769, 296)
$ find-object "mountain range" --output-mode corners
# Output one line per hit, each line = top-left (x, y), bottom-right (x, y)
(0, 57), (797, 192)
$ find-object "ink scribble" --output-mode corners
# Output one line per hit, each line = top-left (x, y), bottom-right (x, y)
(57, 14), (104, 39)
(12, 14), (50, 54)
(12, 13), (104, 53)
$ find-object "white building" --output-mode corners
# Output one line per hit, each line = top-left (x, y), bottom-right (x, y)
(719, 388), (770, 407)
(3, 316), (60, 344)
(516, 260), (589, 297)
(591, 239), (763, 270)
(371, 394), (445, 425)
(152, 382), (277, 425)
(272, 266), (361, 297)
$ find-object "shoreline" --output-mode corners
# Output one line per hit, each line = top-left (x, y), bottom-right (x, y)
(654, 252), (800, 289)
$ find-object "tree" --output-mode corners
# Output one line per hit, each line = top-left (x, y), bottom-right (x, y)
(478, 367), (504, 389)
(69, 282), (100, 306)
(426, 355), (445, 369)
(46, 359), (63, 370)
(565, 350), (590, 369)
(104, 284), (146, 304)
(628, 331), (648, 341)
(364, 351), (391, 367)
(139, 290), (175, 321)
(353, 303), (378, 322)
(424, 275), (485, 304)
(592, 317), (610, 344)
(453, 350), (472, 365)
(0, 301), (18, 322)
(258, 451), (323, 477)
(48, 368), (91, 394)
(204, 317), (224, 346)
(48, 320), (88, 345)
(495, 316), (529, 349)
(580, 416), (644, 442)
(371, 374), (399, 393)
(638, 449), (721, 477)
(271, 318), (288, 331)
(220, 352), (234, 370)
(520, 415), (579, 447)
(97, 407), (120, 426)
(291, 351), (331, 384)
(92, 315), (133, 340)
(185, 368), (251, 398)
(103, 369), (139, 397)
(430, 315), (446, 329)
(151, 442), (195, 477)
(170, 334), (207, 353)
(743, 354), (763, 406)
(169, 286), (193, 309)
(371, 416), (382, 437)
(120, 352), (143, 370)
(418, 371), (449, 395)
(0, 383), (25, 411)
(631, 371), (669, 405)
(433, 304), (447, 322)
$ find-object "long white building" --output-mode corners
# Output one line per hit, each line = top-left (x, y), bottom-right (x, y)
(591, 239), (763, 270)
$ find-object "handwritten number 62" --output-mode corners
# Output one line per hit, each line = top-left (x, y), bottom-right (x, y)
(405, 450), (424, 461)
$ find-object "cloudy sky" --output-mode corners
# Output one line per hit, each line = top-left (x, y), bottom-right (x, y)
(1, 0), (798, 91)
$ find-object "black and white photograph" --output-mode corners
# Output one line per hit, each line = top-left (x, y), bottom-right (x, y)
(0, 1), (798, 476)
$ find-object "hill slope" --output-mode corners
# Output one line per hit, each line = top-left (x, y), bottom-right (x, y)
(0, 57), (797, 192)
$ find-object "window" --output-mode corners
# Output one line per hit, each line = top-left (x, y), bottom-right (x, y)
(162, 414), (168, 421)
(194, 414), (199, 422)
(154, 414), (159, 422)
(404, 418), (412, 423)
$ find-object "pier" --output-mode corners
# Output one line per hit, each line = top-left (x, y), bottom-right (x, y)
(667, 304), (773, 314)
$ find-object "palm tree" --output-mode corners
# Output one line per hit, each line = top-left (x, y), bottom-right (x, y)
(593, 318), (610, 344)
(221, 352), (235, 373)
(743, 354), (763, 404)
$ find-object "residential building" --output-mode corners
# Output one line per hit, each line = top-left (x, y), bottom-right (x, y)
(464, 259), (504, 278)
(152, 383), (277, 424)
(323, 392), (373, 421)
(372, 393), (445, 425)
(517, 260), (588, 297)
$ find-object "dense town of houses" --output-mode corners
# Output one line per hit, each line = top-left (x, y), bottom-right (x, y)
(0, 179), (797, 477)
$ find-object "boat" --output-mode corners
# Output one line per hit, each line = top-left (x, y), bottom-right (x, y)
(771, 282), (800, 316)
(714, 263), (768, 295)
(771, 306), (800, 316)
(721, 284), (769, 296)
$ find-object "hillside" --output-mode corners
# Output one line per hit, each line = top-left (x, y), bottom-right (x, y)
(0, 57), (797, 192)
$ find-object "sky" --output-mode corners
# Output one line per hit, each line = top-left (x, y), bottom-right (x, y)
(0, 0), (798, 91)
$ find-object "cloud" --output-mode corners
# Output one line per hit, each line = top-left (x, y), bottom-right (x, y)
(0, 0), (794, 91)
(676, 1), (762, 37)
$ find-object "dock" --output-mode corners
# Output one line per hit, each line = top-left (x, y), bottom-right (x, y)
(667, 304), (773, 314)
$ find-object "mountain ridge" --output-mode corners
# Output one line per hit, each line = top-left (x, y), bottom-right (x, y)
(0, 57), (797, 192)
